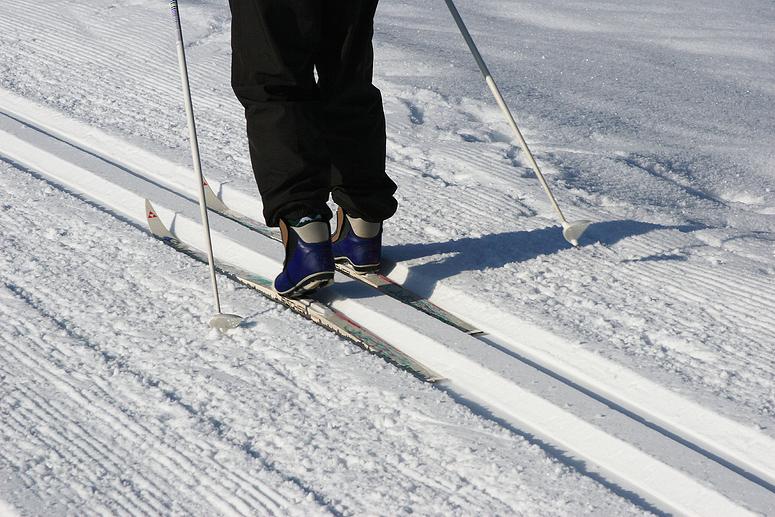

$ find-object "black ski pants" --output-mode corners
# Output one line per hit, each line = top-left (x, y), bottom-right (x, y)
(229, 0), (398, 226)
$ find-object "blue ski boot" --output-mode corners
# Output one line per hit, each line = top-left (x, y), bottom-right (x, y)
(331, 207), (383, 273)
(274, 216), (335, 298)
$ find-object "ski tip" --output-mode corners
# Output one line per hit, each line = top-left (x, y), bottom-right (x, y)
(202, 177), (229, 212)
(144, 199), (175, 240)
(144, 199), (156, 220)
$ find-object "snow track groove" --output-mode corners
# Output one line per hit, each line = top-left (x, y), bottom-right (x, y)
(2, 147), (629, 516)
(4, 0), (772, 513)
(609, 248), (775, 345)
(2, 90), (774, 515)
(0, 285), (309, 516)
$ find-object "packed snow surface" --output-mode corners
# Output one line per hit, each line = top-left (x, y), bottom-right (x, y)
(1, 0), (774, 514)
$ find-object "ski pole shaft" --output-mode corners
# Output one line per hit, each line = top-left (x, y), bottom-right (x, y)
(170, 0), (222, 313)
(442, 0), (569, 225)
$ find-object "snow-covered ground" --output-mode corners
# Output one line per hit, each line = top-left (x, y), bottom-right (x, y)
(1, 0), (774, 514)
(2, 160), (642, 515)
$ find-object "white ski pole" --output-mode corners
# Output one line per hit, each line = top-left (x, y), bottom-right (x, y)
(169, 0), (242, 330)
(442, 0), (590, 246)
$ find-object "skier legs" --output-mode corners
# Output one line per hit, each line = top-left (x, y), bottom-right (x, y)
(229, 0), (396, 292)
(318, 0), (395, 272)
(318, 0), (398, 223)
(229, 0), (336, 296)
(229, 0), (331, 227)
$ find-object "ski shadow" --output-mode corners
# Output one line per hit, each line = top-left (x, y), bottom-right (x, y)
(380, 219), (704, 297)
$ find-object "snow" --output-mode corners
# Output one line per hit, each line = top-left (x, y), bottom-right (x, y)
(3, 91), (772, 513)
(1, 0), (774, 514)
(0, 499), (20, 517)
(0, 162), (641, 514)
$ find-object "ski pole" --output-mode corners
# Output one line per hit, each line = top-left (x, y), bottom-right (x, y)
(442, 0), (590, 246)
(169, 0), (242, 330)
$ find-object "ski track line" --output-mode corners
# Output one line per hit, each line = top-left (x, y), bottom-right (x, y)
(620, 231), (775, 306)
(654, 270), (775, 339)
(386, 138), (508, 185)
(0, 2), (175, 78)
(385, 138), (580, 226)
(385, 103), (581, 194)
(4, 325), (301, 516)
(612, 251), (775, 343)
(392, 166), (538, 224)
(651, 262), (775, 317)
(558, 239), (775, 344)
(0, 441), (104, 515)
(618, 270), (772, 366)
(387, 449), (516, 512)
(0, 448), (83, 515)
(0, 238), (331, 515)
(0, 97), (765, 514)
(2, 1), (544, 224)
(0, 285), (313, 516)
(1, 375), (165, 516)
(409, 137), (529, 185)
(9, 285), (317, 515)
(388, 159), (535, 218)
(386, 131), (511, 180)
(0, 2), (235, 136)
(588, 252), (775, 387)
(582, 229), (775, 326)
(1, 315), (258, 516)
(0, 33), (170, 102)
(3, 406), (135, 517)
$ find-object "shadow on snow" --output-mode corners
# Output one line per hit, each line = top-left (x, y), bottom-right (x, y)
(376, 219), (703, 297)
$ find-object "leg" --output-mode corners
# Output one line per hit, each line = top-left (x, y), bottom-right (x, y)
(317, 0), (398, 223)
(229, 0), (331, 226)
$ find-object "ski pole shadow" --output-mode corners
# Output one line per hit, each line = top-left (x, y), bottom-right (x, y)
(381, 219), (704, 296)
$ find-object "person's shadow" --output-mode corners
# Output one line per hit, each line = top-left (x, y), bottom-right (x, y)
(379, 219), (704, 297)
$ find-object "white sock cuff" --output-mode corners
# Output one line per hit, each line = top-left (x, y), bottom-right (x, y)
(293, 221), (330, 243)
(348, 216), (381, 239)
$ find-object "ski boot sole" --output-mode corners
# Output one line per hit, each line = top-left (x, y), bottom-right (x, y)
(275, 271), (335, 299)
(335, 256), (380, 274)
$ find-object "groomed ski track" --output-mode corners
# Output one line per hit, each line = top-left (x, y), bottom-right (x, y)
(2, 89), (774, 515)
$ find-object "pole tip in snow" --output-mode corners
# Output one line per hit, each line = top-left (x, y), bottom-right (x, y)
(209, 313), (243, 331)
(562, 220), (591, 247)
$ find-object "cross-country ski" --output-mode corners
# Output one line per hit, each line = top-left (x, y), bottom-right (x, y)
(145, 199), (442, 382)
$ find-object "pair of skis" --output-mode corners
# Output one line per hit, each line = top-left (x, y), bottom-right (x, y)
(145, 186), (481, 382)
